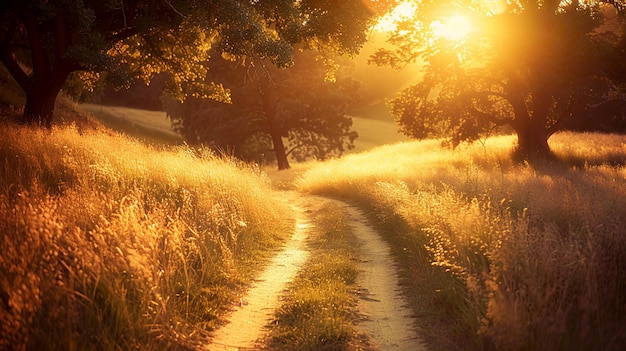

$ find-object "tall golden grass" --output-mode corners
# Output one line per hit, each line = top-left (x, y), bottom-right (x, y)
(298, 133), (626, 351)
(0, 122), (293, 350)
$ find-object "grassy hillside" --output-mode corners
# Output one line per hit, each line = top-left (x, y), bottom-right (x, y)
(77, 103), (407, 156)
(350, 115), (409, 153)
(0, 122), (293, 350)
(80, 103), (183, 145)
(298, 133), (626, 351)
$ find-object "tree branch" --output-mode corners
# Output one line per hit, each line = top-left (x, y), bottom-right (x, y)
(462, 89), (509, 101)
(547, 94), (577, 137)
(462, 90), (514, 126)
(105, 27), (139, 43)
(164, 0), (186, 18)
(468, 107), (510, 126)
(0, 17), (31, 90)
(285, 142), (305, 157)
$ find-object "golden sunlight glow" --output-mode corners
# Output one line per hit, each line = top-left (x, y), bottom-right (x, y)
(375, 1), (474, 43)
(431, 15), (473, 41)
(374, 1), (417, 32)
(483, 0), (508, 16)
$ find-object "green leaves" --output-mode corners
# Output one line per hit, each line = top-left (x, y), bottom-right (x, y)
(1, 0), (376, 124)
(377, 0), (626, 157)
(166, 50), (359, 168)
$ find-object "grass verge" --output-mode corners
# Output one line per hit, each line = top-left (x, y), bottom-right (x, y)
(265, 200), (367, 350)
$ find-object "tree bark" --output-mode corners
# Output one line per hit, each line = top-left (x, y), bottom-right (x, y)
(271, 130), (291, 170)
(23, 85), (60, 128)
(513, 91), (552, 161)
(515, 120), (551, 159)
(259, 79), (290, 170)
(1, 8), (80, 128)
(24, 57), (77, 127)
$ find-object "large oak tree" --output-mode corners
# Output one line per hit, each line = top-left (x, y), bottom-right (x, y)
(0, 0), (376, 127)
(371, 0), (626, 160)
(166, 51), (359, 170)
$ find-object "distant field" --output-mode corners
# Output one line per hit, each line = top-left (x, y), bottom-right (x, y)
(350, 115), (408, 152)
(80, 103), (408, 153)
(81, 103), (174, 134)
(80, 103), (183, 144)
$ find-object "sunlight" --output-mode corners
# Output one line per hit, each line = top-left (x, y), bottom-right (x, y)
(374, 1), (417, 32)
(431, 14), (473, 41)
(374, 1), (474, 43)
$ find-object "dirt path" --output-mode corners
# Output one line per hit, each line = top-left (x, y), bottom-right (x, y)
(339, 202), (426, 351)
(206, 193), (425, 350)
(206, 195), (312, 350)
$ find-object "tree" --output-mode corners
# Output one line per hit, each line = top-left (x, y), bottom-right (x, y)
(0, 0), (376, 127)
(371, 0), (626, 160)
(166, 51), (359, 170)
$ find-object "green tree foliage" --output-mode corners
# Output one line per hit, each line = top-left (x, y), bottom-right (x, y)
(0, 0), (375, 127)
(371, 0), (626, 160)
(166, 51), (359, 170)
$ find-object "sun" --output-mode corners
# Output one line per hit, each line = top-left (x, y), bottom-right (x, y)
(430, 14), (473, 41)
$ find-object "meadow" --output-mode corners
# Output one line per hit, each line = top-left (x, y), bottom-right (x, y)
(80, 102), (409, 156)
(298, 133), (626, 351)
(79, 103), (184, 146)
(2, 91), (625, 350)
(0, 119), (294, 350)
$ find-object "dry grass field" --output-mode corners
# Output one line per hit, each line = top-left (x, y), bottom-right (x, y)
(0, 120), (293, 350)
(298, 133), (626, 351)
(2, 91), (625, 350)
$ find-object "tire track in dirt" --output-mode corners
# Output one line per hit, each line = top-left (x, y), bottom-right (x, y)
(206, 194), (311, 350)
(206, 193), (426, 350)
(337, 202), (427, 351)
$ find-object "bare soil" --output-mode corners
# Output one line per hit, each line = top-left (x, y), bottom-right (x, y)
(338, 201), (426, 351)
(206, 193), (426, 350)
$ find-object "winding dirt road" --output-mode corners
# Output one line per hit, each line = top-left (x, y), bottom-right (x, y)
(206, 193), (426, 350)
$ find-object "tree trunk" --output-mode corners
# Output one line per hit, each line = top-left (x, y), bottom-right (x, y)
(259, 82), (291, 170)
(512, 90), (553, 161)
(266, 111), (290, 170)
(271, 132), (291, 170)
(513, 110), (552, 161)
(2, 8), (79, 128)
(515, 123), (551, 159)
(23, 84), (61, 128)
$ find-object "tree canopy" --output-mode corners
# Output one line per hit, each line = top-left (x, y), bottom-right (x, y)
(0, 0), (376, 127)
(371, 0), (626, 160)
(166, 50), (359, 170)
